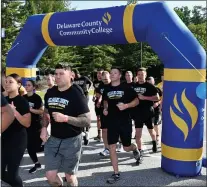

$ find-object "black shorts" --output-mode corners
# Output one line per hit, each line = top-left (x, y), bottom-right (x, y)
(95, 106), (101, 116)
(107, 120), (132, 147)
(153, 109), (161, 125)
(135, 107), (154, 129)
(100, 110), (108, 129)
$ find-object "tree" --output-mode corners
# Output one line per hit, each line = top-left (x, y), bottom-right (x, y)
(75, 45), (118, 74)
(188, 23), (206, 51)
(127, 0), (138, 5)
(191, 6), (206, 25)
(18, 0), (73, 69)
(1, 0), (24, 67)
(174, 6), (191, 26)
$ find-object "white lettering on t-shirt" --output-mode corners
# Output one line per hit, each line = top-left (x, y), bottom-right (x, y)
(134, 87), (146, 94)
(48, 97), (69, 109)
(107, 91), (124, 99)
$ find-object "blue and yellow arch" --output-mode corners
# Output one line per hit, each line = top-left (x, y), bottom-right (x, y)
(6, 2), (206, 177)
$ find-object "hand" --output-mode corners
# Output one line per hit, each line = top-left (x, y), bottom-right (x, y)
(52, 112), (68, 123)
(40, 127), (49, 142)
(9, 101), (16, 113)
(153, 102), (159, 108)
(30, 108), (34, 113)
(138, 94), (145, 100)
(96, 101), (101, 108)
(117, 103), (128, 111)
(103, 109), (108, 116)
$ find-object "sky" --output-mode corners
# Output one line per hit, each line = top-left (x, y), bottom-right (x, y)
(71, 1), (206, 10)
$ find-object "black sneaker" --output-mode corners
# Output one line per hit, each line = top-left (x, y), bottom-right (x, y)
(133, 149), (140, 160)
(94, 136), (100, 141)
(152, 141), (157, 153)
(29, 163), (41, 174)
(136, 150), (144, 165)
(35, 163), (41, 168)
(107, 173), (120, 184)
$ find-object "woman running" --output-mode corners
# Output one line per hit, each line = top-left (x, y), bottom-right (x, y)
(2, 73), (31, 187)
(24, 79), (44, 173)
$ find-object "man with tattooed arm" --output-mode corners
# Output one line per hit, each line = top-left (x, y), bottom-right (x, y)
(40, 63), (91, 187)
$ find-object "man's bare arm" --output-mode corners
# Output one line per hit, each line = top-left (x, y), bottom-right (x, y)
(143, 93), (160, 101)
(126, 97), (139, 108)
(66, 112), (91, 128)
(42, 108), (50, 128)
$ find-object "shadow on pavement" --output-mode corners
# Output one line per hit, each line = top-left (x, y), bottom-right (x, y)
(77, 168), (207, 186)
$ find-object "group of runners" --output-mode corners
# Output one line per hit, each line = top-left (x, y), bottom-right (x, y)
(1, 64), (163, 186)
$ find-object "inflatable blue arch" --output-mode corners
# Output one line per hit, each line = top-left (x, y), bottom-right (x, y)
(6, 2), (206, 177)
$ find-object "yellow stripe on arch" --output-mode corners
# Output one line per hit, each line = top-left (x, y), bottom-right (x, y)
(161, 143), (203, 161)
(123, 4), (137, 43)
(164, 68), (206, 82)
(41, 13), (56, 46)
(6, 67), (36, 78)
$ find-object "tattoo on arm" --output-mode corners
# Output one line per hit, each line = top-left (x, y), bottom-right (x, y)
(67, 112), (91, 128)
(42, 108), (50, 128)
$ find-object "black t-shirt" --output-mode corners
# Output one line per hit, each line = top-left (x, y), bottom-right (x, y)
(103, 83), (137, 122)
(1, 93), (7, 107)
(133, 82), (158, 109)
(73, 76), (91, 95)
(44, 85), (90, 139)
(97, 82), (110, 108)
(93, 80), (102, 93)
(93, 80), (102, 104)
(122, 82), (136, 89)
(2, 95), (30, 137)
(24, 93), (43, 130)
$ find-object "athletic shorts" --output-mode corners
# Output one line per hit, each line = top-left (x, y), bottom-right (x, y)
(44, 134), (82, 174)
(100, 110), (108, 129)
(107, 119), (132, 147)
(134, 107), (154, 129)
(153, 109), (162, 125)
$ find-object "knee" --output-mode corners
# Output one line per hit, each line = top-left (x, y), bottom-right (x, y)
(109, 144), (116, 152)
(123, 146), (131, 152)
(65, 174), (75, 181)
(46, 171), (57, 182)
(65, 174), (72, 181)
(65, 174), (78, 186)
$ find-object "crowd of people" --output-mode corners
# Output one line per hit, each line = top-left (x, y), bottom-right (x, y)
(1, 65), (163, 186)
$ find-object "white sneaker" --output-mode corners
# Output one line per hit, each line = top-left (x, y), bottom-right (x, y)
(117, 143), (124, 152)
(100, 148), (110, 156)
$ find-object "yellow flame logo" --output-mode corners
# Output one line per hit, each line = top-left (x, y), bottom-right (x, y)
(170, 89), (198, 141)
(102, 12), (111, 25)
